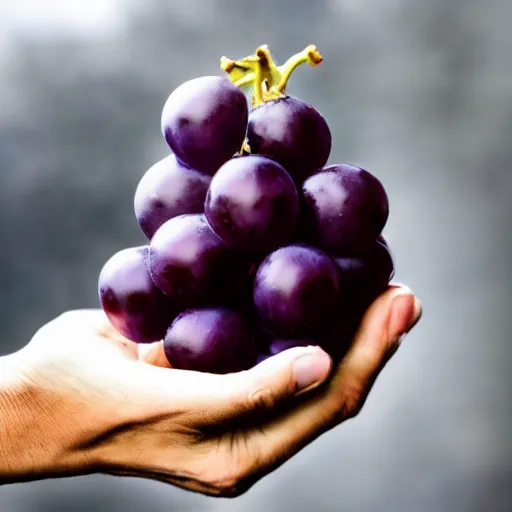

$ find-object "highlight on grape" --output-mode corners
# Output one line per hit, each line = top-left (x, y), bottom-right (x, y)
(98, 44), (394, 374)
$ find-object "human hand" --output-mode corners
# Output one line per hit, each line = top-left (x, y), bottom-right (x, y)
(0, 285), (421, 497)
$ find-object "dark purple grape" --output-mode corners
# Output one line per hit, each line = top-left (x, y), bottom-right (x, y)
(301, 164), (389, 256)
(335, 239), (395, 309)
(161, 76), (248, 175)
(205, 155), (299, 253)
(98, 246), (178, 343)
(253, 245), (340, 338)
(148, 214), (247, 306)
(247, 96), (331, 184)
(269, 339), (313, 356)
(164, 308), (257, 374)
(134, 155), (211, 239)
(312, 239), (395, 361)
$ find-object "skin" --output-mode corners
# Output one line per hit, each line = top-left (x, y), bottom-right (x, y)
(0, 285), (421, 497)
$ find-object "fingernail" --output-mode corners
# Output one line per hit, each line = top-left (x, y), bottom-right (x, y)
(388, 293), (422, 341)
(293, 349), (332, 395)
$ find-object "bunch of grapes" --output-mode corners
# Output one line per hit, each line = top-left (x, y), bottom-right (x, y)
(98, 44), (394, 374)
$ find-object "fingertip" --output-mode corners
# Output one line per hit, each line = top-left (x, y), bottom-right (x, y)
(292, 348), (332, 395)
(253, 345), (332, 395)
(387, 289), (422, 341)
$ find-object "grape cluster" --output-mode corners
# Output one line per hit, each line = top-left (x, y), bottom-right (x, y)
(98, 45), (394, 374)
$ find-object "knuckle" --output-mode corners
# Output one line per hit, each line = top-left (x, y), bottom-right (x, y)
(205, 462), (253, 498)
(341, 394), (364, 420)
(328, 379), (366, 424)
(247, 386), (276, 412)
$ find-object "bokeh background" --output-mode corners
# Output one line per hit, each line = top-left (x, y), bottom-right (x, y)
(1, 0), (511, 510)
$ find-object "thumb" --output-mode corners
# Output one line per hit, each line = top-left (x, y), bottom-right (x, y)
(212, 346), (333, 421)
(123, 344), (332, 426)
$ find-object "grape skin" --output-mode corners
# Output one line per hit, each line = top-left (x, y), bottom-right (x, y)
(335, 238), (395, 311)
(205, 155), (299, 254)
(134, 154), (211, 240)
(247, 96), (332, 184)
(253, 244), (341, 338)
(164, 308), (257, 374)
(301, 164), (389, 256)
(98, 246), (178, 343)
(161, 76), (248, 175)
(148, 214), (248, 307)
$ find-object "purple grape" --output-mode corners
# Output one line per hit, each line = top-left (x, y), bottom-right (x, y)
(309, 239), (395, 361)
(98, 246), (178, 343)
(134, 155), (211, 239)
(335, 239), (395, 309)
(301, 164), (389, 256)
(148, 214), (247, 306)
(161, 76), (248, 175)
(164, 308), (257, 374)
(247, 96), (331, 184)
(204, 155), (299, 253)
(253, 245), (341, 338)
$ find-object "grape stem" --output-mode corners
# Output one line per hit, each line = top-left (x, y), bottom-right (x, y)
(220, 44), (323, 107)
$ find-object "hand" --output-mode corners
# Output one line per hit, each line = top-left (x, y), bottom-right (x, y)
(0, 285), (421, 497)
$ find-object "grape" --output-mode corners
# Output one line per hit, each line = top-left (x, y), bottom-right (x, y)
(204, 155), (299, 253)
(161, 76), (248, 175)
(148, 214), (247, 306)
(98, 246), (178, 343)
(98, 43), (401, 376)
(253, 244), (341, 338)
(301, 164), (389, 255)
(335, 238), (395, 309)
(246, 96), (331, 184)
(312, 239), (395, 361)
(164, 308), (257, 373)
(134, 155), (211, 239)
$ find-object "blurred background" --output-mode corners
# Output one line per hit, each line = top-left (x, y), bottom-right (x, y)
(1, 0), (511, 510)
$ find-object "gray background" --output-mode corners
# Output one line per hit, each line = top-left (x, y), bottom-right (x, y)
(1, 0), (511, 510)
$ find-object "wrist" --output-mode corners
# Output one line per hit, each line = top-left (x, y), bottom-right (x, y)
(0, 351), (96, 483)
(0, 351), (51, 483)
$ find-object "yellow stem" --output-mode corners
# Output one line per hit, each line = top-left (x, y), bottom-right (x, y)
(220, 44), (323, 107)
